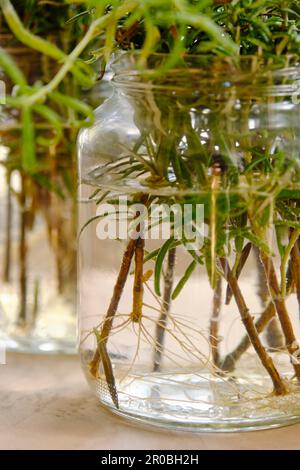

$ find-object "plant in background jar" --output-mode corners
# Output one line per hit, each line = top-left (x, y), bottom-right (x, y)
(0, 0), (96, 353)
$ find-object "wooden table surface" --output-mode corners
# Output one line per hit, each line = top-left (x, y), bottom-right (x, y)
(1, 352), (300, 450)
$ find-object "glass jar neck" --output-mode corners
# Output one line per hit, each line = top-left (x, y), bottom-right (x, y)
(111, 53), (300, 100)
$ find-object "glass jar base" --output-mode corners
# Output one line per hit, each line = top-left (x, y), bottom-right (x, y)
(0, 299), (77, 354)
(2, 335), (77, 355)
(86, 370), (300, 432)
(1, 332), (77, 354)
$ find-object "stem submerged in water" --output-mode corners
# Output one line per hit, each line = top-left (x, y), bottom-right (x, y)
(254, 246), (284, 351)
(225, 242), (251, 305)
(131, 237), (145, 323)
(153, 247), (176, 372)
(3, 170), (12, 284)
(89, 237), (137, 379)
(221, 302), (276, 372)
(220, 257), (287, 395)
(259, 251), (300, 381)
(290, 236), (300, 316)
(17, 176), (28, 326)
(210, 275), (222, 367)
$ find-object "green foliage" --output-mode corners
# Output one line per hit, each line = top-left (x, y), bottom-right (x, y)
(71, 0), (300, 62)
(0, 0), (88, 35)
(0, 0), (95, 207)
(1, 0), (300, 304)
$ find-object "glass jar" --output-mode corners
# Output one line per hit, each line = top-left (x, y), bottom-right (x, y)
(0, 40), (77, 354)
(0, 31), (112, 354)
(0, 118), (78, 354)
(78, 54), (300, 431)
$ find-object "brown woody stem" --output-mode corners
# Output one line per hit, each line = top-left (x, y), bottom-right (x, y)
(89, 237), (137, 378)
(90, 194), (149, 379)
(291, 237), (300, 311)
(221, 302), (276, 372)
(225, 242), (251, 305)
(280, 229), (300, 298)
(259, 251), (300, 381)
(131, 237), (145, 323)
(286, 257), (295, 295)
(254, 246), (283, 350)
(220, 257), (287, 395)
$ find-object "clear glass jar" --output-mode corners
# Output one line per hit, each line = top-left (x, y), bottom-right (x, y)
(0, 39), (73, 353)
(0, 35), (111, 354)
(78, 54), (300, 431)
(0, 124), (78, 354)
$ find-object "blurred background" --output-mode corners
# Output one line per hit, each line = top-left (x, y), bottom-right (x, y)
(0, 1), (106, 354)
